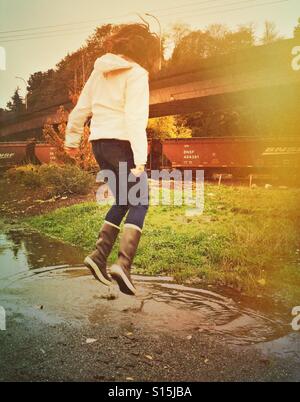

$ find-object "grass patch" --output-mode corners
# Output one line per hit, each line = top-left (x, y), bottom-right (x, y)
(25, 184), (300, 301)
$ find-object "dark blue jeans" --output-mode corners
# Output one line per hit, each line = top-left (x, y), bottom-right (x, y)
(92, 139), (149, 230)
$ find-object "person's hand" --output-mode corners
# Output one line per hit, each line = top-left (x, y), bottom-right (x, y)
(64, 146), (79, 158)
(131, 165), (145, 177)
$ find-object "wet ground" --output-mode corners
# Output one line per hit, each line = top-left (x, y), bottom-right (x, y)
(0, 224), (299, 382)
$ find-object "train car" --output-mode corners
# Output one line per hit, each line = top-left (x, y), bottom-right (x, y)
(157, 137), (300, 177)
(1, 138), (300, 179)
(0, 142), (27, 168)
(0, 142), (56, 169)
(35, 143), (57, 164)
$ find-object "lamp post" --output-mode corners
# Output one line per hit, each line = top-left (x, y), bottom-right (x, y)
(15, 76), (28, 110)
(145, 13), (162, 72)
(137, 12), (162, 72)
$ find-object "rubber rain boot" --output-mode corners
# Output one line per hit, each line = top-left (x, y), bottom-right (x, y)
(84, 221), (120, 286)
(110, 225), (142, 295)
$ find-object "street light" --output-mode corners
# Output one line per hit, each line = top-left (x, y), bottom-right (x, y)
(145, 13), (162, 71)
(137, 12), (162, 72)
(15, 76), (28, 110)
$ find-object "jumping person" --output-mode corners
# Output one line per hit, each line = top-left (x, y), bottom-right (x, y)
(64, 23), (161, 295)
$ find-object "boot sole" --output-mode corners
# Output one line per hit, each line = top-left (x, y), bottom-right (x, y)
(84, 257), (112, 286)
(110, 265), (136, 296)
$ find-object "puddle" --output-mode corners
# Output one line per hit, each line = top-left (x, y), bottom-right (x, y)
(0, 226), (85, 280)
(0, 226), (293, 346)
(129, 280), (289, 344)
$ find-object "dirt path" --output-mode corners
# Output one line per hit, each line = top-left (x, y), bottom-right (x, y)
(0, 178), (95, 219)
(0, 266), (299, 382)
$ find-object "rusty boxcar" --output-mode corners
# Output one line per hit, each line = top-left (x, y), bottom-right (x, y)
(1, 138), (300, 178)
(0, 142), (56, 169)
(150, 137), (300, 177)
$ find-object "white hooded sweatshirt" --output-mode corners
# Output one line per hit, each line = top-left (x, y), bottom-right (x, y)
(65, 53), (149, 166)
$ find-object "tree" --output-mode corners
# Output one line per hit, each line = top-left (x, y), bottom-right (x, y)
(27, 69), (56, 110)
(43, 105), (97, 171)
(164, 22), (191, 60)
(147, 115), (192, 139)
(169, 24), (255, 71)
(223, 23), (255, 53)
(6, 88), (24, 114)
(261, 21), (283, 45)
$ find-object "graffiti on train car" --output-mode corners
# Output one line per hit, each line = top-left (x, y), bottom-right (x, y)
(0, 142), (57, 167)
(262, 147), (300, 155)
(0, 153), (15, 160)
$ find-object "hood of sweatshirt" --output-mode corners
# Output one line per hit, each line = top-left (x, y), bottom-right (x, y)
(94, 53), (135, 74)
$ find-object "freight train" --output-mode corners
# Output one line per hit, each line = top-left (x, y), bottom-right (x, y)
(149, 137), (300, 178)
(1, 137), (300, 178)
(0, 141), (57, 168)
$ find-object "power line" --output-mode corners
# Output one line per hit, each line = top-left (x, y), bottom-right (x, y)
(158, 0), (260, 18)
(0, 0), (262, 37)
(0, 0), (290, 44)
(0, 0), (218, 35)
(0, 29), (95, 44)
(0, 26), (96, 40)
(151, 0), (251, 14)
(158, 0), (289, 20)
(0, 12), (131, 35)
(0, 0), (253, 41)
(0, 0), (248, 43)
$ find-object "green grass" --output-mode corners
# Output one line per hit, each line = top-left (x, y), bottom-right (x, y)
(25, 184), (300, 300)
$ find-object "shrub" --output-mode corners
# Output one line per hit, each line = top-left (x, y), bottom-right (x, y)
(39, 164), (94, 196)
(5, 164), (95, 197)
(5, 165), (41, 188)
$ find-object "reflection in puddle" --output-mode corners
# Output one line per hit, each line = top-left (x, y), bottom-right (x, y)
(0, 227), (85, 279)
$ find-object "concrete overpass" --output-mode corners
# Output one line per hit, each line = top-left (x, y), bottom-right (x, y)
(1, 38), (299, 139)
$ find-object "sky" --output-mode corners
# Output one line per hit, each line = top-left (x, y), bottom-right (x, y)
(0, 0), (299, 108)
